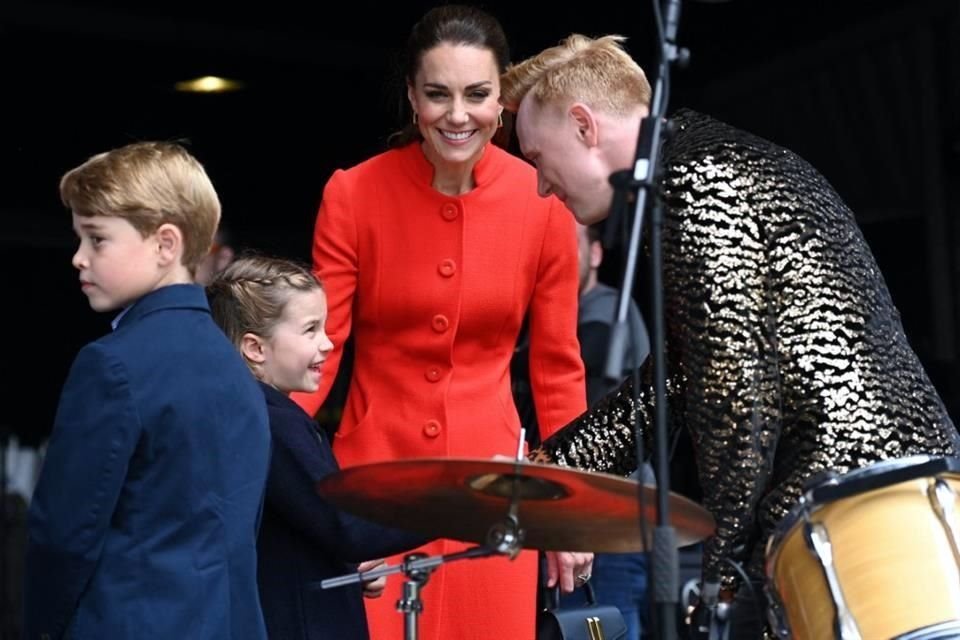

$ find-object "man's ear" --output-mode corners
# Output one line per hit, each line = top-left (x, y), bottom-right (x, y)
(589, 239), (603, 270)
(155, 223), (184, 267)
(569, 103), (599, 147)
(241, 332), (267, 364)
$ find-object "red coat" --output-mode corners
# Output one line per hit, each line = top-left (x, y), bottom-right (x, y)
(294, 142), (586, 639)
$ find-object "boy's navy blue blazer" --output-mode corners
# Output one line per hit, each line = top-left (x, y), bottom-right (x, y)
(256, 382), (426, 640)
(24, 284), (272, 640)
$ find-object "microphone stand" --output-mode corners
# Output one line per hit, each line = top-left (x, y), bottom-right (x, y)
(603, 1), (689, 639)
(318, 430), (529, 640)
(0, 426), (8, 634)
(320, 544), (507, 640)
(319, 508), (524, 640)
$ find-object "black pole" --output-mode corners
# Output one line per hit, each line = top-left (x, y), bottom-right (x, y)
(604, 2), (689, 638)
(0, 425), (8, 636)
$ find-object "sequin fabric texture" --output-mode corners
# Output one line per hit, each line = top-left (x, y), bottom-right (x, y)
(531, 109), (959, 587)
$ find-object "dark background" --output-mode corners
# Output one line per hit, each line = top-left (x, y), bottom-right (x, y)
(2, 0), (958, 444)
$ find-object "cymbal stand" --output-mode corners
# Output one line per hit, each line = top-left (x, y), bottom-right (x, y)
(320, 516), (525, 640)
(320, 429), (535, 639)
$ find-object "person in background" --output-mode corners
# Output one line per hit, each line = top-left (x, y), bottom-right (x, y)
(574, 222), (649, 403)
(560, 221), (654, 640)
(194, 226), (236, 286)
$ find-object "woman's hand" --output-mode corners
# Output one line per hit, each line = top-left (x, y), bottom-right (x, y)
(544, 550), (594, 593)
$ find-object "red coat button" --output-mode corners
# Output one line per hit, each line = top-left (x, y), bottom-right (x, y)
(432, 314), (449, 333)
(441, 203), (459, 221)
(423, 420), (442, 438)
(425, 367), (442, 382)
(438, 259), (457, 277)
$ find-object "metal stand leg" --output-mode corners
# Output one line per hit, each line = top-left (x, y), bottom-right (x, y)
(397, 553), (431, 640)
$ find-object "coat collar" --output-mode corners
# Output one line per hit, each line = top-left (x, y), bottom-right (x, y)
(259, 380), (297, 409)
(114, 284), (209, 330)
(399, 141), (507, 192)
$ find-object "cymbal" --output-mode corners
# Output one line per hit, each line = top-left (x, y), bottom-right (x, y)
(316, 458), (714, 552)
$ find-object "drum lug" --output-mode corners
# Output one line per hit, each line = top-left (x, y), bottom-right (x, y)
(928, 478), (960, 569)
(804, 522), (863, 640)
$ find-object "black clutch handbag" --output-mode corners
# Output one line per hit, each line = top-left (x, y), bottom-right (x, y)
(537, 583), (628, 640)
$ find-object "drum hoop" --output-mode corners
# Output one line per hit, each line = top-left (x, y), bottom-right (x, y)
(766, 456), (960, 570)
(893, 620), (960, 640)
(808, 456), (960, 504)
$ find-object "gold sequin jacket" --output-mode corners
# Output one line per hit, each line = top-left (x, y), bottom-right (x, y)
(531, 109), (959, 586)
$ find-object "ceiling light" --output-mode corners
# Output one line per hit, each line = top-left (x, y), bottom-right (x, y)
(174, 76), (244, 93)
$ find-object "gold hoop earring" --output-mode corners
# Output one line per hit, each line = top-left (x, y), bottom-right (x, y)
(498, 112), (504, 128)
(412, 112), (419, 125)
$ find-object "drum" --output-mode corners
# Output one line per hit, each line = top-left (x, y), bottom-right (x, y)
(765, 456), (960, 640)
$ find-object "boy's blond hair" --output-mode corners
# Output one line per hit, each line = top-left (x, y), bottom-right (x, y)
(60, 141), (221, 272)
(500, 34), (652, 117)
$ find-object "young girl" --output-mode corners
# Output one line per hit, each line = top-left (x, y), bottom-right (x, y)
(207, 255), (425, 640)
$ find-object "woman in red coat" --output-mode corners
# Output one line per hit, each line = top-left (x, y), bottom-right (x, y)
(293, 6), (590, 639)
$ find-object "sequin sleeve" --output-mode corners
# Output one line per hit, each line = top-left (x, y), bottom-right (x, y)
(528, 374), (644, 477)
